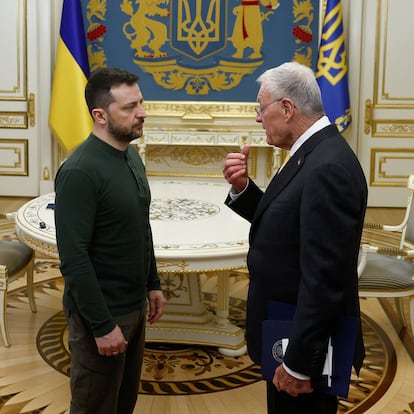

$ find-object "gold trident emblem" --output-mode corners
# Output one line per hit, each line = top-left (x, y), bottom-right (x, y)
(316, 2), (347, 86)
(177, 0), (220, 56)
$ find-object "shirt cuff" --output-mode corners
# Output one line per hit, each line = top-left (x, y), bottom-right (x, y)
(228, 179), (249, 200)
(283, 363), (311, 380)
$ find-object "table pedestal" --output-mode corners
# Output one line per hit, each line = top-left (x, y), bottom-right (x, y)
(145, 270), (247, 356)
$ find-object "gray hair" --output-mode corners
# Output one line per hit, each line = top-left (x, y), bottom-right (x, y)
(257, 61), (324, 118)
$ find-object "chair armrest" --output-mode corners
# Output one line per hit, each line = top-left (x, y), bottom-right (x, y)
(363, 222), (383, 230)
(366, 245), (414, 257)
(361, 242), (414, 257)
(377, 247), (414, 257)
(363, 221), (405, 232)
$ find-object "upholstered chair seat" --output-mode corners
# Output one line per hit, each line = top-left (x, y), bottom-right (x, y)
(0, 239), (37, 347)
(358, 247), (414, 334)
(359, 252), (414, 292)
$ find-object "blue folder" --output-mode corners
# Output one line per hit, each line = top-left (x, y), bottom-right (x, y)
(261, 300), (357, 398)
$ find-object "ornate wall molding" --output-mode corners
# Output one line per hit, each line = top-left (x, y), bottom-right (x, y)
(0, 138), (28, 176)
(370, 148), (414, 186)
(0, 112), (28, 129)
(373, 120), (414, 137)
(0, 0), (27, 101)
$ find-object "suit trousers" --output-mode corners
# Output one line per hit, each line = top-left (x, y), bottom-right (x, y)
(65, 306), (146, 414)
(266, 381), (338, 414)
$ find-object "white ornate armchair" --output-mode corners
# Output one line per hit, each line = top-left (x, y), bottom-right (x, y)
(358, 175), (414, 334)
(0, 238), (37, 347)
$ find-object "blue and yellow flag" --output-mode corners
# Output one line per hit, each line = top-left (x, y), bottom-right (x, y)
(315, 0), (352, 135)
(49, 0), (93, 152)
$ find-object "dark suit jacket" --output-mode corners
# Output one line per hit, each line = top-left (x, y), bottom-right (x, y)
(225, 124), (367, 379)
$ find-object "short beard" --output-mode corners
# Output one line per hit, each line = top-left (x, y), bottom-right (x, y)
(107, 119), (140, 143)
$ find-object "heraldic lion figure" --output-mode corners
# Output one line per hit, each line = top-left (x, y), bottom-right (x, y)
(231, 0), (280, 59)
(122, 0), (169, 58)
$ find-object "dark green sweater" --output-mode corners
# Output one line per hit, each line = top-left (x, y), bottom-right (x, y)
(54, 134), (161, 337)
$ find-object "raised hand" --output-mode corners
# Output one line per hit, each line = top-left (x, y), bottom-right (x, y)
(223, 145), (250, 193)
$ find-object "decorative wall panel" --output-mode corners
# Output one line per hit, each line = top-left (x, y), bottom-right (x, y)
(0, 139), (28, 176)
(358, 0), (414, 204)
(0, 0), (27, 101)
(373, 120), (414, 138)
(0, 113), (28, 129)
(144, 145), (257, 179)
(370, 148), (414, 187)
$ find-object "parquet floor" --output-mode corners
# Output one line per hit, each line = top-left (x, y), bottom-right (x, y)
(0, 197), (413, 414)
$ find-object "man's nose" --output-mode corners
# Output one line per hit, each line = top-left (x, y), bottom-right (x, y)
(137, 104), (147, 118)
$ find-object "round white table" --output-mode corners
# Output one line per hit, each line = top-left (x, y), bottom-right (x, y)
(14, 180), (250, 355)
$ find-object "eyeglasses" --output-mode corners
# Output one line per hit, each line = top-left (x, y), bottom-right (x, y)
(254, 98), (283, 117)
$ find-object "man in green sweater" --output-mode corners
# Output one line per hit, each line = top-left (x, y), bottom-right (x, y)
(54, 67), (165, 414)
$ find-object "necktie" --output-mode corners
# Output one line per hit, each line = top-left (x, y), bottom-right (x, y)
(278, 153), (291, 173)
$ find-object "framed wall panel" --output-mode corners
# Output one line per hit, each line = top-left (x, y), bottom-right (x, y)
(0, 138), (29, 176)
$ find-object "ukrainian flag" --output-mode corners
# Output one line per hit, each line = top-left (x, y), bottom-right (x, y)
(315, 0), (352, 136)
(49, 0), (92, 152)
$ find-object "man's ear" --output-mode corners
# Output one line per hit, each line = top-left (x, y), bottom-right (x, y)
(92, 108), (106, 124)
(282, 99), (295, 117)
(280, 101), (289, 117)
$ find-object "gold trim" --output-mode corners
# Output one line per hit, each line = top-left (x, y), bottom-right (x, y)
(267, 148), (274, 177)
(0, 112), (28, 129)
(141, 102), (267, 154)
(43, 167), (50, 180)
(381, 0), (414, 101)
(372, 0), (414, 108)
(373, 103), (414, 110)
(156, 315), (214, 326)
(370, 147), (414, 187)
(364, 99), (372, 134)
(160, 310), (211, 318)
(372, 0), (381, 106)
(380, 0), (389, 100)
(250, 146), (258, 179)
(157, 264), (247, 274)
(156, 260), (188, 272)
(23, 0), (28, 100)
(144, 100), (258, 120)
(28, 92), (35, 127)
(148, 171), (226, 179)
(57, 145), (67, 168)
(145, 146), (258, 180)
(0, 138), (29, 176)
(160, 272), (198, 304)
(146, 325), (246, 341)
(0, 0), (27, 100)
(17, 232), (58, 258)
(373, 119), (414, 138)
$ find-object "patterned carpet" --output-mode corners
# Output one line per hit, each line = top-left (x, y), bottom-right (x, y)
(0, 218), (408, 413)
(2, 260), (396, 414)
(35, 281), (262, 396)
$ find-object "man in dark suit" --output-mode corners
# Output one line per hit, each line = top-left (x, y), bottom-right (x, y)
(223, 62), (367, 414)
